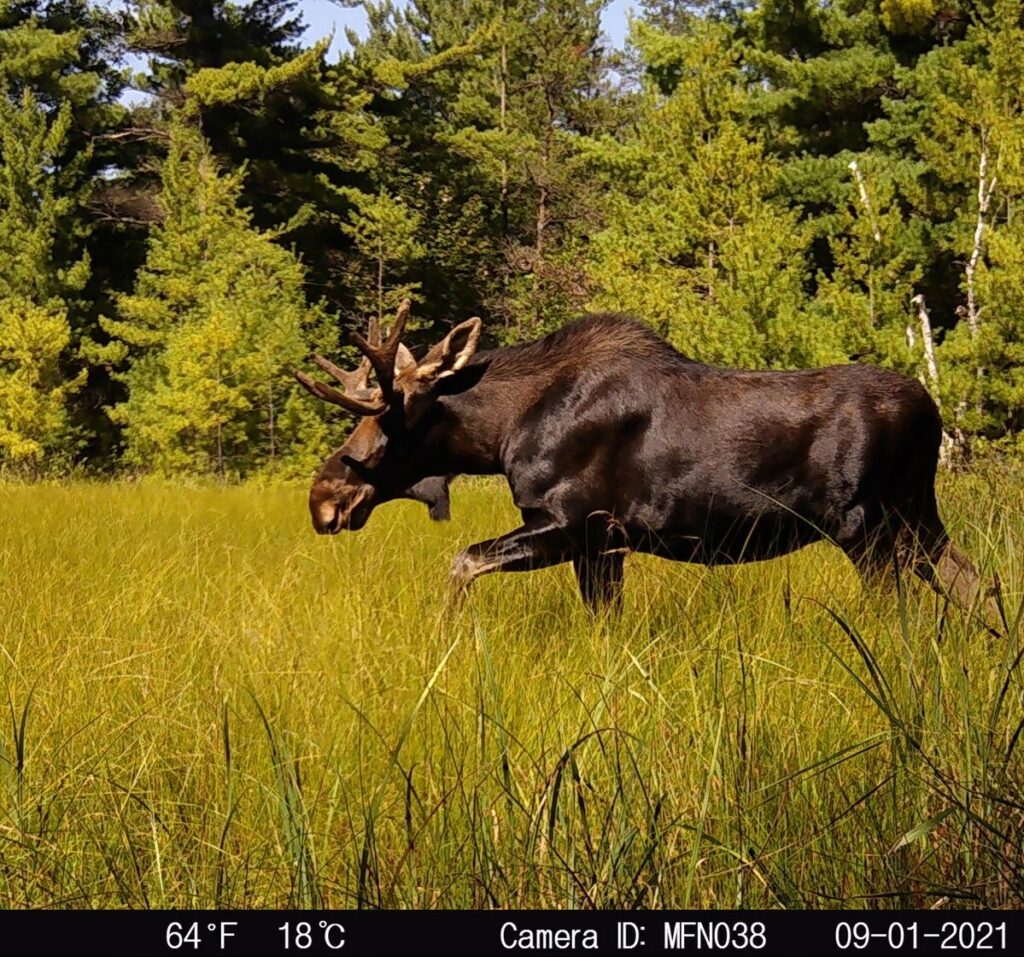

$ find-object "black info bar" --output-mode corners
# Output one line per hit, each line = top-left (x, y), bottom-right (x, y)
(0, 910), (1017, 957)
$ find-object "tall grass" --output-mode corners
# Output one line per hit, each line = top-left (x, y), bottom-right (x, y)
(0, 471), (1021, 909)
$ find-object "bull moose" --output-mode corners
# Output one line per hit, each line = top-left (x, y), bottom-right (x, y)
(296, 301), (995, 621)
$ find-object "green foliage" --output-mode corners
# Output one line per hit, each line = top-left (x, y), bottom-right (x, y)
(880, 0), (941, 35)
(125, 1), (357, 317)
(0, 87), (86, 471)
(183, 40), (329, 107)
(852, 0), (1024, 439)
(0, 89), (88, 307)
(7, 0), (1024, 470)
(806, 155), (927, 373)
(1, 0), (131, 469)
(0, 0), (125, 111)
(348, 0), (620, 339)
(100, 124), (329, 477)
(587, 20), (839, 367)
(0, 297), (82, 469)
(127, 0), (306, 96)
(339, 187), (425, 320)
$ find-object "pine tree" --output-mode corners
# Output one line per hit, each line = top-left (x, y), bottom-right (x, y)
(493, 0), (617, 337)
(99, 123), (328, 476)
(127, 0), (305, 96)
(348, 0), (619, 339)
(743, 0), (942, 160)
(805, 153), (930, 376)
(339, 188), (425, 322)
(0, 88), (87, 471)
(0, 299), (80, 471)
(841, 0), (1024, 449)
(742, 0), (954, 358)
(1, 0), (129, 465)
(124, 1), (352, 305)
(586, 19), (834, 368)
(923, 0), (1024, 448)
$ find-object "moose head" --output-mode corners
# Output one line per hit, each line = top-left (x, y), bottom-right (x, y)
(295, 300), (481, 534)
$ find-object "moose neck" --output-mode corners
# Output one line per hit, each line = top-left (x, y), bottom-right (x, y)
(415, 349), (527, 478)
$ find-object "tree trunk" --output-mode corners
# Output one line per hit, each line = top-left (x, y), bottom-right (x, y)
(964, 139), (996, 415)
(376, 233), (385, 325)
(535, 89), (553, 261)
(848, 160), (881, 243)
(535, 185), (547, 259)
(493, 11), (511, 329)
(499, 30), (509, 241)
(707, 240), (715, 302)
(267, 380), (276, 466)
(965, 142), (995, 340)
(914, 294), (941, 407)
(912, 293), (957, 468)
(531, 89), (555, 329)
(849, 160), (880, 327)
(215, 361), (225, 478)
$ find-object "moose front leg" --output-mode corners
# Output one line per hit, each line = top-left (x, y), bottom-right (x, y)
(572, 552), (625, 612)
(573, 510), (628, 612)
(449, 520), (574, 600)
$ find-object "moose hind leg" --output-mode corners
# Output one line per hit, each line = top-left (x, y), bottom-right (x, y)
(449, 519), (574, 600)
(914, 531), (999, 623)
(573, 551), (625, 612)
(900, 494), (1002, 629)
(837, 503), (897, 589)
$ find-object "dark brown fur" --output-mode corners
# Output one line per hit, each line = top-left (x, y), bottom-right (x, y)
(303, 314), (997, 622)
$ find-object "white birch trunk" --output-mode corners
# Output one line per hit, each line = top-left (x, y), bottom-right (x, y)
(848, 160), (881, 243)
(965, 143), (996, 341)
(912, 293), (956, 467)
(849, 160), (880, 327)
(964, 140), (997, 420)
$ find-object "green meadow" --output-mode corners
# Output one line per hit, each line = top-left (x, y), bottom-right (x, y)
(0, 473), (1021, 909)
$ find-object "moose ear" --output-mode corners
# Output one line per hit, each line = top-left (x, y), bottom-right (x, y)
(395, 342), (416, 375)
(415, 318), (482, 382)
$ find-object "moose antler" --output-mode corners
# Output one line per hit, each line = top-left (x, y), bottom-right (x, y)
(294, 300), (412, 417)
(349, 298), (410, 406)
(293, 368), (387, 417)
(308, 353), (371, 393)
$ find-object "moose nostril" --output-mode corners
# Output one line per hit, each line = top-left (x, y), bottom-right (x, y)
(312, 505), (339, 534)
(316, 502), (338, 529)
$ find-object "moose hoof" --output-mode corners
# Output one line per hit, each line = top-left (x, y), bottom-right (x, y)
(448, 551), (481, 602)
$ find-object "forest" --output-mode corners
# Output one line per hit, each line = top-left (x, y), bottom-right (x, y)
(2, 0), (1024, 478)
